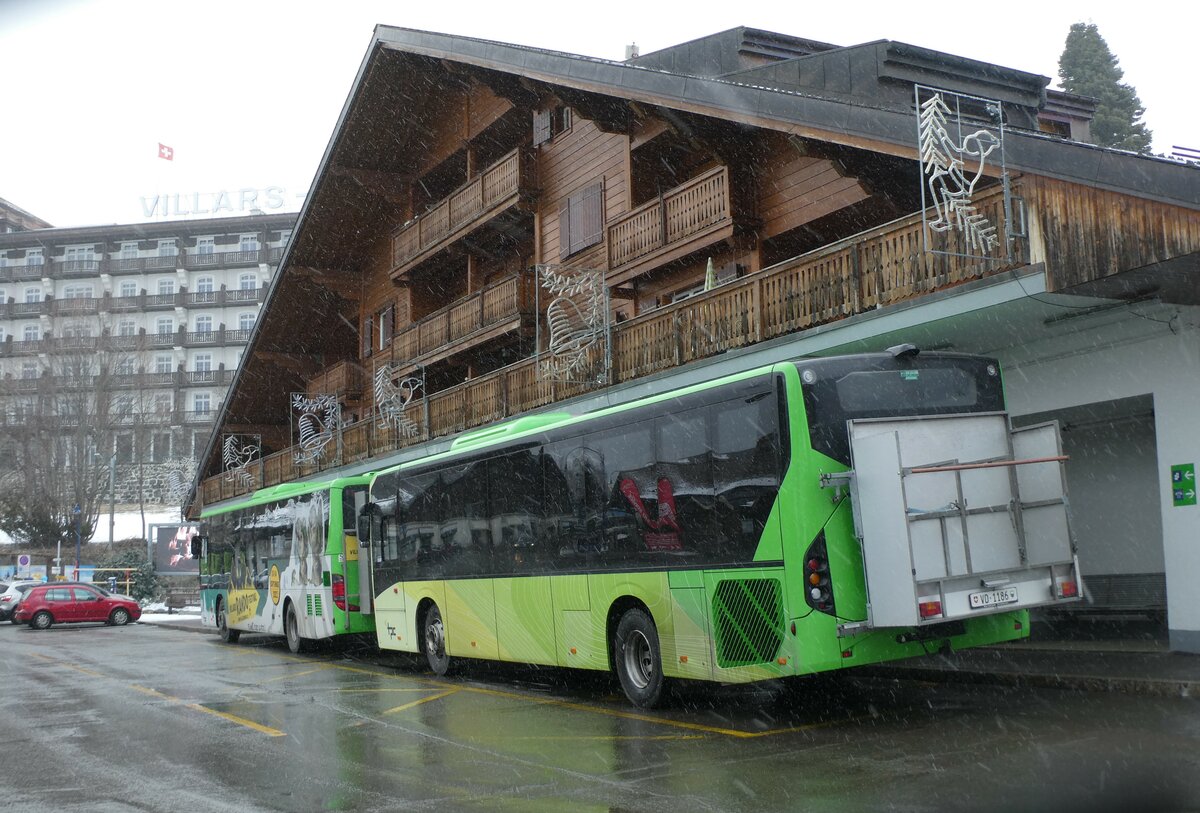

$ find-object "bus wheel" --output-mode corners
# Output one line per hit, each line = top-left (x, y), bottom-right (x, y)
(217, 599), (240, 644)
(286, 602), (309, 654)
(614, 608), (664, 708)
(423, 604), (450, 676)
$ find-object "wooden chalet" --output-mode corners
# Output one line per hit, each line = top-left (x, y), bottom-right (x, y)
(190, 26), (1199, 514)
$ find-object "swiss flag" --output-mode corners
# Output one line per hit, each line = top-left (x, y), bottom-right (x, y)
(158, 143), (174, 161)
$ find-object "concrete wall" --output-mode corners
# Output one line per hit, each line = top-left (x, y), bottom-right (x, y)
(1001, 319), (1200, 650)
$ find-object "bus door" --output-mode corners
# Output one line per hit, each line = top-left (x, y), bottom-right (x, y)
(354, 490), (373, 616)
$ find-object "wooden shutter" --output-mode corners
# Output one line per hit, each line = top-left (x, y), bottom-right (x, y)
(559, 181), (605, 259)
(379, 304), (394, 349)
(362, 315), (373, 358)
(533, 109), (552, 147)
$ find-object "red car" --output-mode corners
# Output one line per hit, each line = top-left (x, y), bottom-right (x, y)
(14, 583), (141, 629)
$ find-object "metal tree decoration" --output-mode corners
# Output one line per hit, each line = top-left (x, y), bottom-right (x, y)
(374, 362), (424, 438)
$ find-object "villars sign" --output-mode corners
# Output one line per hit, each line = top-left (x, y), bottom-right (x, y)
(140, 186), (303, 219)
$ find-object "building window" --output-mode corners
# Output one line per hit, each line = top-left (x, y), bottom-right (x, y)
(376, 304), (394, 350)
(22, 325), (39, 341)
(196, 237), (215, 255)
(24, 287), (41, 303)
(65, 246), (95, 269)
(279, 230), (292, 245)
(26, 248), (43, 266)
(193, 393), (212, 414)
(193, 353), (212, 372)
(114, 395), (135, 418)
(62, 322), (93, 338)
(117, 320), (137, 336)
(0, 288), (6, 303)
(559, 181), (604, 259)
(62, 285), (94, 299)
(115, 356), (136, 375)
(194, 315), (213, 333)
(120, 242), (138, 259)
(154, 393), (173, 414)
(238, 273), (257, 290)
(152, 432), (172, 463)
(119, 281), (138, 297)
(156, 317), (174, 334)
(195, 276), (214, 293)
(154, 355), (173, 374)
(157, 279), (175, 295)
(239, 234), (259, 253)
(238, 312), (256, 331)
(532, 105), (573, 147)
(157, 239), (177, 257)
(115, 435), (135, 465)
(21, 361), (39, 379)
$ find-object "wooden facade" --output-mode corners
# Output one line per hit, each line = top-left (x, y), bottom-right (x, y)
(193, 28), (1199, 512)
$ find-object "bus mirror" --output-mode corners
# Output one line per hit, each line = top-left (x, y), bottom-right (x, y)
(357, 504), (376, 542)
(190, 534), (207, 559)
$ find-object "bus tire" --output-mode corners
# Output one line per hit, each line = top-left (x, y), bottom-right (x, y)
(614, 608), (664, 708)
(285, 601), (309, 654)
(422, 603), (450, 676)
(217, 598), (240, 644)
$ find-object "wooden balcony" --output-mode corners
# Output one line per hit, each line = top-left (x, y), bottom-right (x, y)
(307, 360), (364, 399)
(607, 165), (733, 285)
(200, 185), (1023, 503)
(390, 149), (536, 279)
(387, 270), (535, 373)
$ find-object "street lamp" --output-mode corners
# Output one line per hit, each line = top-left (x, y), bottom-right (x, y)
(93, 452), (117, 551)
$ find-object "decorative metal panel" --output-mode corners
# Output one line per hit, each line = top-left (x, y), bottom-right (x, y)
(222, 435), (260, 489)
(916, 85), (1009, 259)
(535, 264), (610, 385)
(373, 362), (424, 438)
(712, 579), (784, 668)
(290, 393), (340, 466)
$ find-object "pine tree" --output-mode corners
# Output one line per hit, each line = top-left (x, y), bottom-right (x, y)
(1057, 22), (1153, 153)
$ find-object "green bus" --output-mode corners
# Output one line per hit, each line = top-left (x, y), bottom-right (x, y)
(358, 349), (1081, 707)
(198, 474), (375, 652)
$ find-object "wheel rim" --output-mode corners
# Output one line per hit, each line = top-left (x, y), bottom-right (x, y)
(623, 629), (653, 690)
(114, 609), (128, 625)
(34, 613), (50, 629)
(426, 616), (445, 658)
(288, 608), (298, 644)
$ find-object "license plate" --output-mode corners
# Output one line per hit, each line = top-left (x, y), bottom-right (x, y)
(968, 586), (1018, 609)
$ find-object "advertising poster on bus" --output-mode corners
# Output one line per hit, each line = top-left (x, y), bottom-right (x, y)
(152, 524), (200, 575)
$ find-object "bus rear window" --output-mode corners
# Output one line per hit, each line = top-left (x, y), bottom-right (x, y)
(799, 355), (1004, 465)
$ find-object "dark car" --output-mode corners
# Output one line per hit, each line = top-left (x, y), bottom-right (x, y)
(0, 581), (39, 623)
(14, 583), (141, 630)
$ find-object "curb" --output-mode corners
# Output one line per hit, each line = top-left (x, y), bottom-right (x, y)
(857, 664), (1199, 698)
(140, 621), (216, 635)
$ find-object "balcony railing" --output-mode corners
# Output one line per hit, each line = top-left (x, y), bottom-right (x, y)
(52, 297), (100, 316)
(391, 148), (533, 276)
(0, 263), (46, 282)
(389, 271), (534, 367)
(306, 360), (364, 398)
(202, 185), (1018, 503)
(607, 165), (731, 277)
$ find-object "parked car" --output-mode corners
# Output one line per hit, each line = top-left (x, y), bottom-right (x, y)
(0, 581), (40, 623)
(14, 583), (141, 629)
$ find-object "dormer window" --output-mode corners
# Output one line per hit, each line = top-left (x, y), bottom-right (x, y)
(532, 105), (573, 147)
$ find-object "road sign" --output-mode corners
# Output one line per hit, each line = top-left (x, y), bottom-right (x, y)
(1172, 463), (1197, 507)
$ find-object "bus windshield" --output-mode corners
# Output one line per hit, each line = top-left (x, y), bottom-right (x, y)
(798, 353), (1004, 465)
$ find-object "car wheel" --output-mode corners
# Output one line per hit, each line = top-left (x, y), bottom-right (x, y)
(109, 607), (131, 626)
(31, 610), (53, 631)
(285, 602), (309, 654)
(614, 608), (665, 708)
(422, 604), (450, 676)
(217, 598), (240, 644)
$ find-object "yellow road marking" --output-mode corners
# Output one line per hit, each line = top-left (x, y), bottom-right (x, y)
(261, 664), (332, 684)
(384, 687), (461, 715)
(186, 703), (287, 737)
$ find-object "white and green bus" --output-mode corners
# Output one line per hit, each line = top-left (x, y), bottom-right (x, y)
(198, 475), (375, 652)
(358, 349), (1081, 707)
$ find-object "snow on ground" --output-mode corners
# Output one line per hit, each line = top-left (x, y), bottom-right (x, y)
(138, 603), (202, 624)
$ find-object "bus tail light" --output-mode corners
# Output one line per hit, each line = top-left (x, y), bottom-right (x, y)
(918, 600), (943, 619)
(1056, 580), (1079, 599)
(331, 574), (359, 612)
(802, 532), (835, 617)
